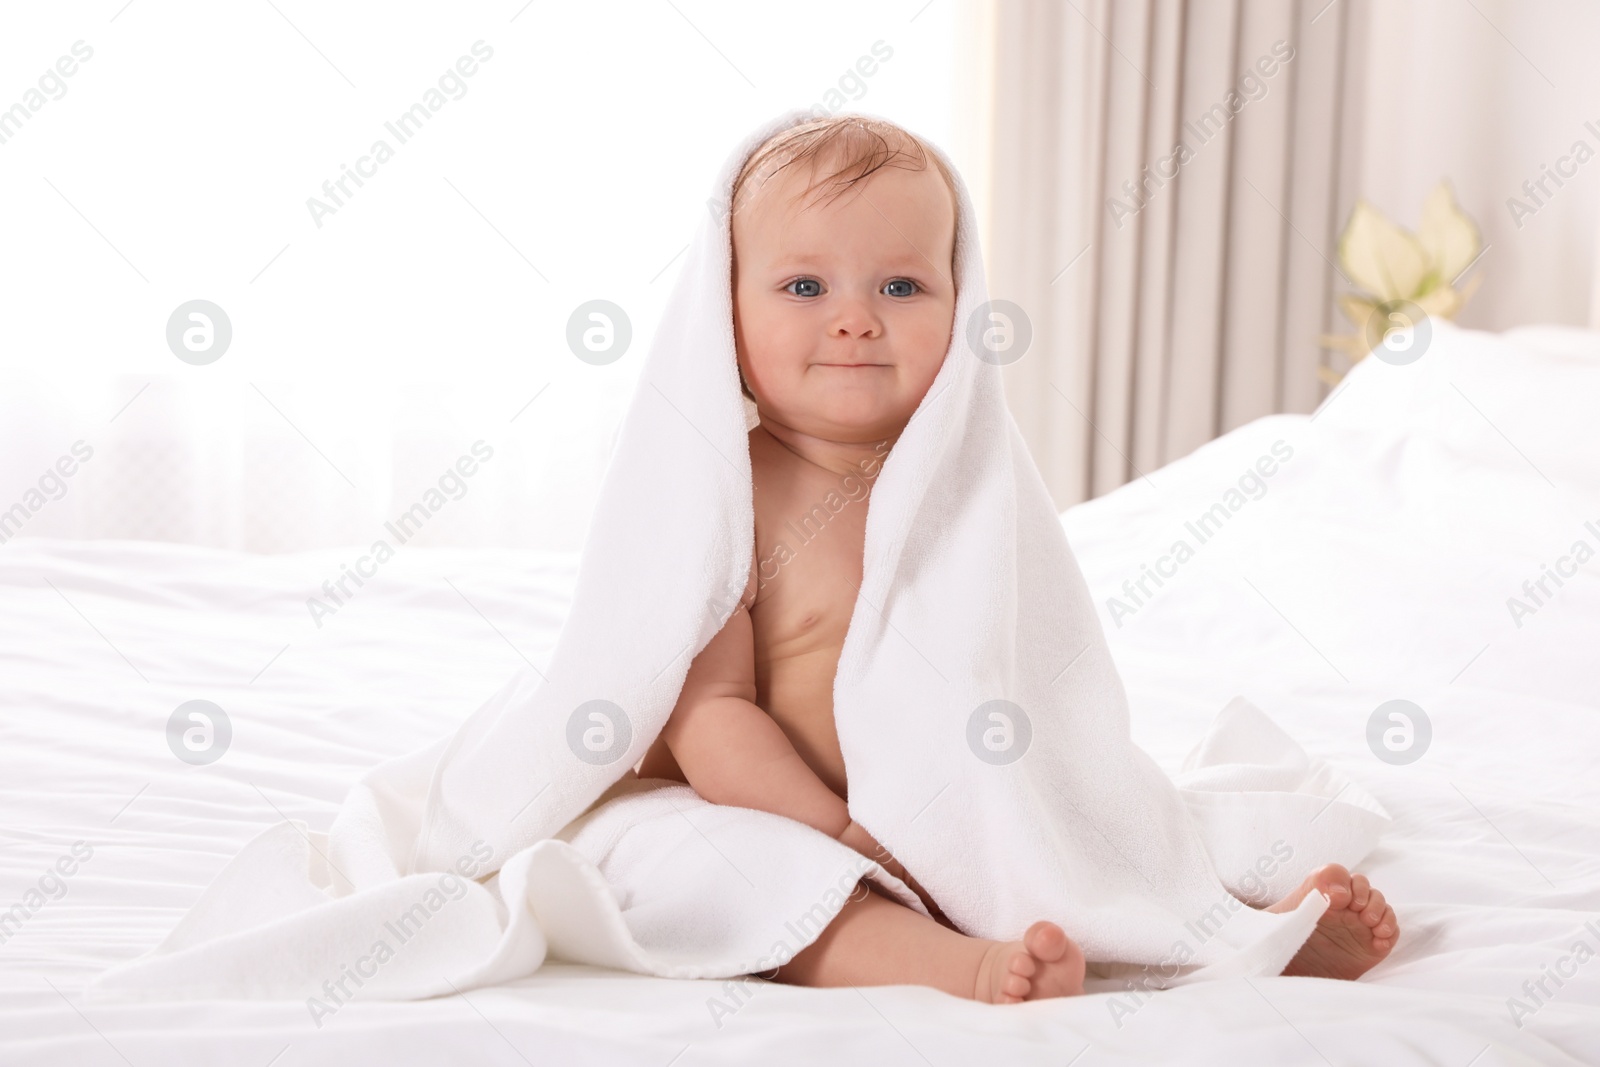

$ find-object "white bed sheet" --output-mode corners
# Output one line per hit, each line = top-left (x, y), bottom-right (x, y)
(2, 320), (1598, 1065)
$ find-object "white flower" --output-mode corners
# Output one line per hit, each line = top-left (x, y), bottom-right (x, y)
(1321, 181), (1482, 379)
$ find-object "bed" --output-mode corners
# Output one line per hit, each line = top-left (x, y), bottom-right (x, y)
(3, 321), (1597, 1065)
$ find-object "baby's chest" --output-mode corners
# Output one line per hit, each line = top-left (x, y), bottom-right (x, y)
(750, 489), (868, 650)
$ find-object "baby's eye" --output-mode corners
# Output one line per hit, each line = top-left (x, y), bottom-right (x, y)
(883, 279), (920, 297)
(786, 278), (823, 298)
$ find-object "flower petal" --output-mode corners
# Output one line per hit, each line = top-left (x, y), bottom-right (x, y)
(1338, 200), (1431, 301)
(1418, 180), (1481, 284)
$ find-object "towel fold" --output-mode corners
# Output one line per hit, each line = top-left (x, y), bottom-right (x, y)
(88, 108), (1388, 1006)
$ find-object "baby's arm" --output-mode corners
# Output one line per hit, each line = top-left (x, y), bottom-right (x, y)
(661, 596), (850, 836)
(660, 595), (946, 921)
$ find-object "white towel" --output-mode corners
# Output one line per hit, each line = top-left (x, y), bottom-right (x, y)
(88, 108), (1389, 1007)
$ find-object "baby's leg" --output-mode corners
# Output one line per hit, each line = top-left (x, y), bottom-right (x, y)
(771, 882), (1085, 1004)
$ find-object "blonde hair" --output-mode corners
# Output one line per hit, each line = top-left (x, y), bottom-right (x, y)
(729, 114), (960, 401)
(730, 113), (958, 223)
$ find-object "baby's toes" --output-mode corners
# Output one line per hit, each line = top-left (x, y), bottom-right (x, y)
(1350, 873), (1371, 911)
(1360, 888), (1387, 927)
(1023, 921), (1071, 964)
(999, 968), (1032, 1002)
(1007, 950), (1038, 980)
(1373, 905), (1398, 944)
(1313, 864), (1353, 908)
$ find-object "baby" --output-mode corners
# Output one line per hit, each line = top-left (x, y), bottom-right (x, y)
(637, 116), (1398, 1003)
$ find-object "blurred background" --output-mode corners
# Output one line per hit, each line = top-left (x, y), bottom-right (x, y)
(1, 0), (1596, 553)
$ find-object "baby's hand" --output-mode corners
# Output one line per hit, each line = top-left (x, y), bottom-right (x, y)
(836, 819), (956, 930)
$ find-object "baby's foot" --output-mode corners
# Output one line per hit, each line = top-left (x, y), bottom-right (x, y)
(1270, 863), (1398, 980)
(973, 920), (1086, 1003)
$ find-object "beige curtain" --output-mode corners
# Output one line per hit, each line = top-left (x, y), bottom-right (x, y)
(967, 0), (1365, 508)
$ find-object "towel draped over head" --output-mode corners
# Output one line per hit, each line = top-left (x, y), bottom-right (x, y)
(88, 108), (1389, 1004)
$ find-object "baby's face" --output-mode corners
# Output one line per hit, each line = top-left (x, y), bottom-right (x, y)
(732, 161), (956, 444)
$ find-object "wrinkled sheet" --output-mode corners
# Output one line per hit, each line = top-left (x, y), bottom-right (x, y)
(2, 321), (1598, 1065)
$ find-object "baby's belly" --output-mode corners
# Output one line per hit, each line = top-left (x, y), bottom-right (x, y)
(756, 639), (850, 800)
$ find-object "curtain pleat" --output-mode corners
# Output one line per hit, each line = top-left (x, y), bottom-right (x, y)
(1089, 0), (1154, 497)
(1130, 0), (1187, 481)
(982, 0), (1356, 508)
